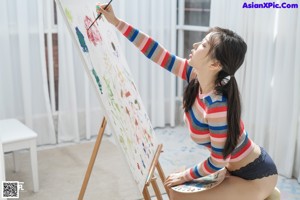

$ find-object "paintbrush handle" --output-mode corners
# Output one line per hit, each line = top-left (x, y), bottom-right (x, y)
(88, 0), (113, 30)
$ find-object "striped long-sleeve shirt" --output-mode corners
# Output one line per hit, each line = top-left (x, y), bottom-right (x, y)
(116, 20), (254, 181)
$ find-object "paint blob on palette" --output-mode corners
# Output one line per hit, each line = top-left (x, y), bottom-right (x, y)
(172, 168), (227, 193)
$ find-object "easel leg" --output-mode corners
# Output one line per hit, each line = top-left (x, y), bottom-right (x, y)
(78, 117), (107, 200)
(142, 144), (171, 200)
(143, 186), (151, 200)
(151, 177), (163, 200)
(157, 160), (170, 198)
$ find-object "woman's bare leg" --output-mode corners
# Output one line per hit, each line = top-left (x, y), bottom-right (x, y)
(170, 174), (278, 200)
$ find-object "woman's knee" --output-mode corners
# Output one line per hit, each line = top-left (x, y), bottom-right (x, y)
(169, 189), (190, 200)
(169, 189), (178, 200)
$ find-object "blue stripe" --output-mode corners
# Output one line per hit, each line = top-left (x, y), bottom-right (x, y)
(187, 66), (193, 82)
(193, 165), (202, 178)
(147, 41), (158, 58)
(198, 142), (211, 146)
(190, 109), (209, 128)
(241, 131), (248, 142)
(129, 29), (139, 42)
(206, 95), (227, 104)
(214, 97), (226, 103)
(206, 96), (213, 104)
(237, 132), (248, 147)
(207, 158), (222, 171)
(212, 146), (223, 153)
(167, 55), (176, 72)
(221, 96), (227, 102)
(209, 124), (227, 131)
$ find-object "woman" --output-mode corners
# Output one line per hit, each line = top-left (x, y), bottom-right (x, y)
(96, 4), (279, 200)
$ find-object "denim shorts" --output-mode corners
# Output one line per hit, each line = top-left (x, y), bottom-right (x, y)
(228, 147), (278, 180)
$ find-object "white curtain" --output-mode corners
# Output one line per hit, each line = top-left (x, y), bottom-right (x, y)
(56, 0), (177, 142)
(0, 0), (56, 145)
(211, 0), (300, 182)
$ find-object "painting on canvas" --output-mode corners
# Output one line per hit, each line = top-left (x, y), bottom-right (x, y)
(56, 0), (158, 191)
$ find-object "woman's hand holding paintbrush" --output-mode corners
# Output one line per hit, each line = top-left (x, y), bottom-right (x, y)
(95, 2), (120, 27)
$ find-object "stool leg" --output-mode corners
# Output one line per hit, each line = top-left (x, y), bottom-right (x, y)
(30, 141), (39, 192)
(12, 151), (19, 172)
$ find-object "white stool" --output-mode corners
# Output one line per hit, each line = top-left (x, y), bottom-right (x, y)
(0, 119), (39, 192)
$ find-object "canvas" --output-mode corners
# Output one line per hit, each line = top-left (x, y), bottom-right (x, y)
(56, 0), (158, 192)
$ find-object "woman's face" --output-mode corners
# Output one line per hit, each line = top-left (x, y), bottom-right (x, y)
(188, 32), (215, 70)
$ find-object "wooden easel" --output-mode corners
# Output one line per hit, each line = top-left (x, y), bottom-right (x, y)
(142, 144), (170, 200)
(78, 117), (170, 200)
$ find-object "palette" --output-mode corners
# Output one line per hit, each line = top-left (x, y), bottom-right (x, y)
(172, 168), (227, 193)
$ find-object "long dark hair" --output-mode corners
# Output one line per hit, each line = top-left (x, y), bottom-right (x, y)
(183, 27), (247, 158)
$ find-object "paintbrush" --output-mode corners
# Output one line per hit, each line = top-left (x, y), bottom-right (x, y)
(87, 0), (113, 30)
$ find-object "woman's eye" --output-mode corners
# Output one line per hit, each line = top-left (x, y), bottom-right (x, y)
(194, 42), (201, 49)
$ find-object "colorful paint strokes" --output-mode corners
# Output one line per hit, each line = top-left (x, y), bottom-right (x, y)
(91, 68), (103, 94)
(75, 27), (88, 52)
(84, 16), (102, 46)
(57, 0), (158, 193)
(65, 8), (73, 23)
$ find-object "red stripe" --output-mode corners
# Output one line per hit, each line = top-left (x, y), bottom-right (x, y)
(141, 38), (153, 54)
(124, 26), (133, 37)
(203, 160), (214, 173)
(211, 152), (224, 159)
(207, 106), (227, 114)
(231, 140), (252, 159)
(186, 113), (210, 135)
(181, 60), (188, 80)
(211, 153), (230, 160)
(210, 132), (227, 138)
(161, 51), (171, 68)
(196, 97), (208, 112)
(189, 168), (198, 179)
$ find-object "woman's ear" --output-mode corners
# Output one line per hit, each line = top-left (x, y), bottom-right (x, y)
(210, 60), (222, 71)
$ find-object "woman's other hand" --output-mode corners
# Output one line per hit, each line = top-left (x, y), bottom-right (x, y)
(164, 172), (186, 188)
(96, 2), (120, 26)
